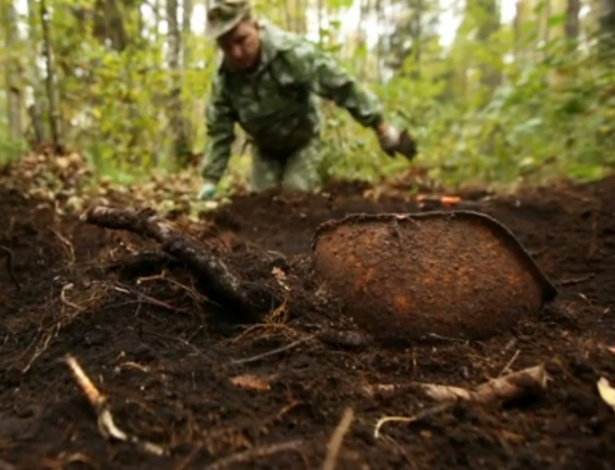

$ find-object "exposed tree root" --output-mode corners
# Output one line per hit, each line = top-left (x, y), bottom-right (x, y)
(363, 364), (549, 403)
(322, 407), (354, 470)
(228, 335), (315, 366)
(203, 439), (305, 470)
(64, 354), (167, 456)
(371, 365), (549, 439)
(81, 206), (285, 321)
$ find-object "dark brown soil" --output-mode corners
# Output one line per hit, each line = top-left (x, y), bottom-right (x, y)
(1, 174), (615, 470)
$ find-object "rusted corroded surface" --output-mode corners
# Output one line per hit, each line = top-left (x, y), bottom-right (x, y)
(312, 210), (557, 342)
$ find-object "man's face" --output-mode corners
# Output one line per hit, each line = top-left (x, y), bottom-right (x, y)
(217, 19), (261, 72)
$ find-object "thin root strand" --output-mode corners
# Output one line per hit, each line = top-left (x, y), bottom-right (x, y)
(203, 439), (304, 470)
(63, 354), (168, 457)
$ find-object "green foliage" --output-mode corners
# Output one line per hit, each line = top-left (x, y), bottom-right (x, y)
(426, 39), (615, 188)
(0, 0), (614, 193)
(318, 1), (615, 189)
(0, 135), (27, 163)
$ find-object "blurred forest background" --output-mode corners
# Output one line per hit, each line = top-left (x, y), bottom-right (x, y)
(0, 0), (614, 193)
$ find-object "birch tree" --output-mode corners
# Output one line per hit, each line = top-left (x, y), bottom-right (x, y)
(2, 0), (23, 142)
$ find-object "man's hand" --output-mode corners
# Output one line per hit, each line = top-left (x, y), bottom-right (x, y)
(376, 122), (400, 156)
(376, 122), (418, 161)
(198, 180), (217, 200)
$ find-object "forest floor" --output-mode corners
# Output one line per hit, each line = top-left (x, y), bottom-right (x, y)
(0, 153), (614, 469)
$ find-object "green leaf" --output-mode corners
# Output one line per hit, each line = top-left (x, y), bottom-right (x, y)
(548, 15), (567, 27)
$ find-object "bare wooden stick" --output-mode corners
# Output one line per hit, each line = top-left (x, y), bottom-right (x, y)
(203, 440), (304, 470)
(64, 354), (167, 456)
(322, 407), (354, 470)
(39, 0), (63, 152)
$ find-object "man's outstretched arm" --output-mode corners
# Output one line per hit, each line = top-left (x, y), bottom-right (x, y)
(285, 40), (414, 157)
(287, 41), (384, 124)
(199, 75), (237, 198)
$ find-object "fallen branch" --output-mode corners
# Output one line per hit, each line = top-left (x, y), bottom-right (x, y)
(363, 364), (548, 403)
(63, 354), (167, 456)
(81, 206), (284, 320)
(203, 439), (304, 470)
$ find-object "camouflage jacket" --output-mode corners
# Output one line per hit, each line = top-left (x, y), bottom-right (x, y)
(201, 19), (385, 183)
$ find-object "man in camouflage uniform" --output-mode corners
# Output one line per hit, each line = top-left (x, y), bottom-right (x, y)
(198, 0), (416, 200)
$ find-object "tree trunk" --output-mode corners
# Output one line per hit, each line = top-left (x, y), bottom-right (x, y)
(182, 0), (193, 68)
(356, 0), (369, 79)
(181, 0), (194, 149)
(566, 0), (581, 39)
(375, 0), (384, 81)
(476, 0), (501, 88)
(317, 0), (322, 44)
(413, 0), (423, 79)
(93, 0), (129, 51)
(154, 0), (161, 41)
(537, 0), (552, 44)
(294, 0), (306, 33)
(27, 105), (45, 147)
(27, 0), (47, 147)
(166, 0), (192, 166)
(548, 0), (569, 87)
(600, 0), (615, 54)
(514, 0), (537, 63)
(39, 0), (62, 153)
(2, 0), (24, 142)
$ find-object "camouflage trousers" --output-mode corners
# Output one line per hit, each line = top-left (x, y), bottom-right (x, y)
(250, 137), (323, 192)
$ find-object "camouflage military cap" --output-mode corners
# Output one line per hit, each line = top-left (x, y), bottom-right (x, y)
(206, 0), (253, 39)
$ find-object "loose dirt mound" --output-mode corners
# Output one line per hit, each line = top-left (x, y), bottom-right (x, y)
(1, 174), (614, 469)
